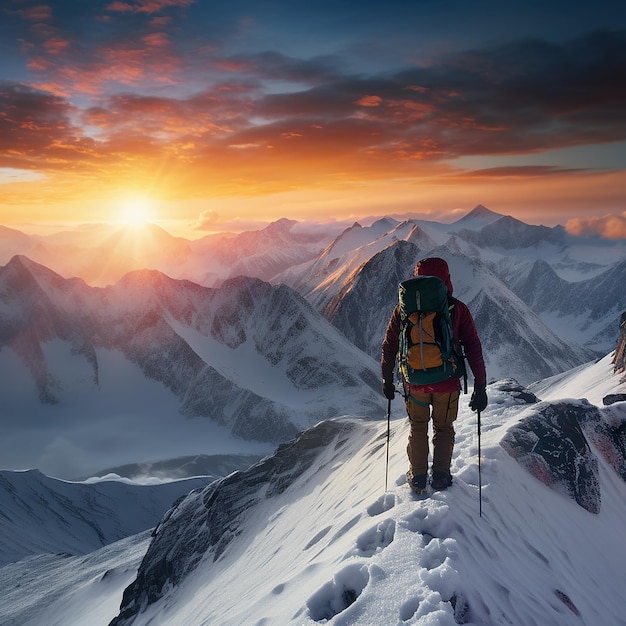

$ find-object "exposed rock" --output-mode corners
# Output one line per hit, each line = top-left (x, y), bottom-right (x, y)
(613, 310), (626, 378)
(584, 405), (626, 484)
(489, 378), (539, 404)
(603, 394), (626, 406)
(500, 400), (601, 514)
(109, 420), (359, 626)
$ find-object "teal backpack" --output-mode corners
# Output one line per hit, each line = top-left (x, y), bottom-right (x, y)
(398, 276), (466, 386)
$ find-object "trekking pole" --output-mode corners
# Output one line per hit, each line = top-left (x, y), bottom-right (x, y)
(385, 398), (391, 491)
(477, 409), (482, 517)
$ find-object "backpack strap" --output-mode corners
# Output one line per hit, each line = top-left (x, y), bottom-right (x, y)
(447, 299), (469, 394)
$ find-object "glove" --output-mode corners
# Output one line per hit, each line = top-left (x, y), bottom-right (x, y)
(382, 378), (395, 400)
(469, 384), (488, 412)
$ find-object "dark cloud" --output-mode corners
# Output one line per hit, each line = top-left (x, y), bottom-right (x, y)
(423, 30), (626, 151)
(215, 51), (345, 86)
(243, 30), (626, 159)
(107, 0), (196, 15)
(0, 82), (98, 169)
(451, 165), (589, 178)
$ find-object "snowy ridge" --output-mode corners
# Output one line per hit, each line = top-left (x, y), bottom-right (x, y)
(89, 453), (265, 482)
(276, 219), (436, 311)
(106, 362), (626, 626)
(270, 206), (625, 359)
(449, 204), (503, 230)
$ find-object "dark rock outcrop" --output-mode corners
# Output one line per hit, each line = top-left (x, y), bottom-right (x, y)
(501, 392), (626, 514)
(109, 419), (360, 626)
(501, 401), (601, 514)
(613, 311), (626, 379)
(603, 394), (626, 406)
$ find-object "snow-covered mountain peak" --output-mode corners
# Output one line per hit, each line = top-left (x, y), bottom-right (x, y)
(451, 204), (504, 229)
(317, 219), (394, 261)
(370, 216), (399, 231)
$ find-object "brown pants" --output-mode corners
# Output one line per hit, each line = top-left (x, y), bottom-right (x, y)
(406, 391), (460, 476)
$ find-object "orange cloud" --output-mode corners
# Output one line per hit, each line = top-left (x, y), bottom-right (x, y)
(565, 213), (626, 239)
(193, 209), (220, 230)
(355, 95), (382, 107)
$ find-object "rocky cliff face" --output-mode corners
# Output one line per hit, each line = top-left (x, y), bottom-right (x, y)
(109, 419), (363, 626)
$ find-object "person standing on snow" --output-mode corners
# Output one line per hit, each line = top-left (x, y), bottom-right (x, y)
(381, 257), (488, 493)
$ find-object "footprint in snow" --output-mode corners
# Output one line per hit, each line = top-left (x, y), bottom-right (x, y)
(306, 562), (371, 622)
(350, 518), (396, 558)
(366, 492), (396, 516)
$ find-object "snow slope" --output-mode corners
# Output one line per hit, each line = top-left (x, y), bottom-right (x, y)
(0, 470), (215, 567)
(529, 352), (623, 405)
(106, 368), (626, 626)
(0, 532), (151, 626)
(2, 356), (621, 625)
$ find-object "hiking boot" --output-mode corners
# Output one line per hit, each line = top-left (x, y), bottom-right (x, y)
(431, 471), (453, 490)
(406, 471), (428, 494)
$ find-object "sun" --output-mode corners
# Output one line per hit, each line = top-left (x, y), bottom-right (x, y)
(117, 196), (154, 226)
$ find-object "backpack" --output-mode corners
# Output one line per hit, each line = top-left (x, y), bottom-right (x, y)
(398, 276), (466, 386)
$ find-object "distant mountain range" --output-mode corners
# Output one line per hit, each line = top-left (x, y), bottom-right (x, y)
(0, 209), (625, 625)
(0, 217), (332, 288)
(1, 205), (624, 477)
(276, 205), (625, 357)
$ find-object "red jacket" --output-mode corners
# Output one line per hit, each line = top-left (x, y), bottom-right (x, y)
(381, 258), (486, 394)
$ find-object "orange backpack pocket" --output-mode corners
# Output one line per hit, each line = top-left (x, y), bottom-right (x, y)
(406, 312), (443, 370)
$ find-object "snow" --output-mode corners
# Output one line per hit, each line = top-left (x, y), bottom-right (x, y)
(0, 469), (215, 566)
(529, 352), (620, 405)
(0, 532), (151, 626)
(1, 356), (624, 626)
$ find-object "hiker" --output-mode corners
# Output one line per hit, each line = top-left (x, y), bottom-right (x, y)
(381, 257), (487, 493)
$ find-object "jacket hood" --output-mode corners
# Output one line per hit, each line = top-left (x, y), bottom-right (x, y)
(414, 257), (453, 295)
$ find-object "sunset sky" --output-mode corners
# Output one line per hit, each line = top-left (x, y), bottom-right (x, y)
(1, 0), (625, 238)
